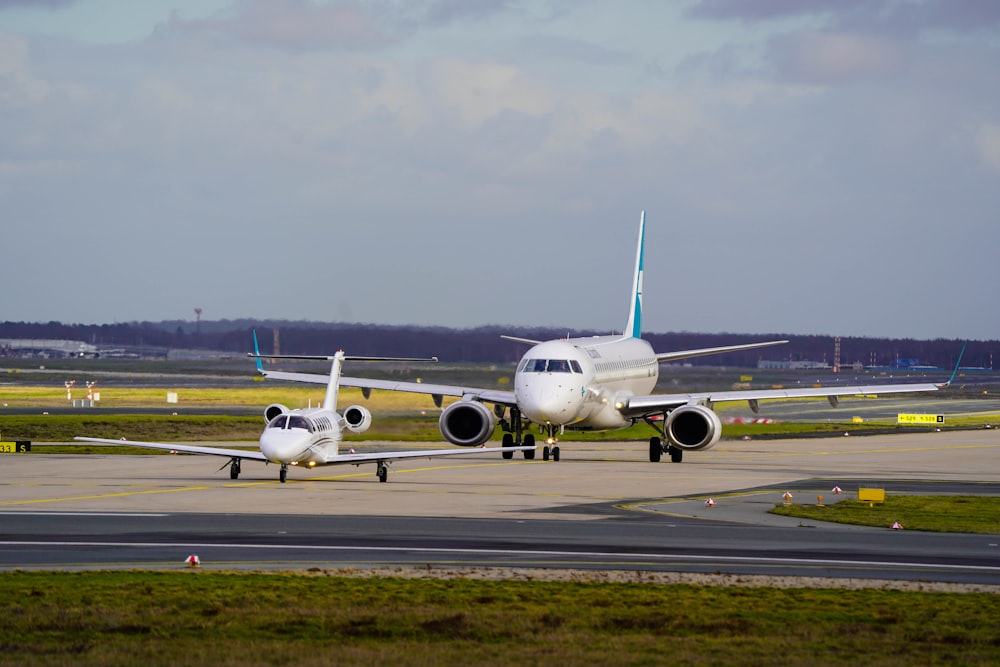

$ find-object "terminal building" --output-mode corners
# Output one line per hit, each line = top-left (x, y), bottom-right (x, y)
(0, 338), (99, 358)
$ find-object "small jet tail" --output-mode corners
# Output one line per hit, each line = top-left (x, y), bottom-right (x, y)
(624, 210), (646, 338)
(323, 351), (346, 412)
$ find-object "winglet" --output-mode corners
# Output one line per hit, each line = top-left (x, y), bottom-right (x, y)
(252, 329), (264, 374)
(624, 210), (645, 339)
(940, 341), (967, 388)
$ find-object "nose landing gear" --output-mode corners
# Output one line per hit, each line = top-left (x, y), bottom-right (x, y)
(541, 425), (560, 462)
(497, 408), (563, 461)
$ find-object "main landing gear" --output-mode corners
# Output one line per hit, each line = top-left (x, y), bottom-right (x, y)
(220, 457), (242, 479)
(376, 463), (388, 483)
(499, 407), (537, 460)
(648, 436), (683, 463)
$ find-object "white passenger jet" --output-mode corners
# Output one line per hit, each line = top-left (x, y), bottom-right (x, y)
(75, 351), (534, 482)
(258, 211), (953, 464)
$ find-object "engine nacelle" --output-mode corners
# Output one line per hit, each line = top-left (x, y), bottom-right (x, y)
(264, 403), (289, 423)
(666, 404), (722, 451)
(439, 400), (495, 447)
(342, 405), (372, 434)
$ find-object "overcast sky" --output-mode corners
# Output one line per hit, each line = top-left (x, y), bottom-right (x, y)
(2, 1), (997, 340)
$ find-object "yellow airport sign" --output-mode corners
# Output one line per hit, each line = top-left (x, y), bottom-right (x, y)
(897, 413), (944, 424)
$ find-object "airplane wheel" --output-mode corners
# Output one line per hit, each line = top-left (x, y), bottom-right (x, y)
(523, 447), (535, 460)
(552, 446), (560, 462)
(502, 449), (513, 460)
(670, 446), (683, 463)
(542, 446), (550, 461)
(377, 465), (388, 483)
(524, 434), (535, 448)
(230, 460), (241, 479)
(279, 468), (287, 483)
(649, 437), (662, 463)
(501, 433), (514, 459)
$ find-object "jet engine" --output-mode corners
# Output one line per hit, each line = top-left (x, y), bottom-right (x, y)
(439, 400), (495, 447)
(264, 403), (290, 423)
(343, 405), (373, 434)
(665, 404), (722, 451)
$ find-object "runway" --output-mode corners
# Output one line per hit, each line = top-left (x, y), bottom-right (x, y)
(1, 430), (998, 585)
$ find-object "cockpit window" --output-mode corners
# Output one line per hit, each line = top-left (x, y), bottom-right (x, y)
(266, 415), (288, 430)
(522, 359), (577, 373)
(524, 359), (547, 372)
(287, 415), (312, 432)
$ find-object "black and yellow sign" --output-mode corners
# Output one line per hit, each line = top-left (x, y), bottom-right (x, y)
(897, 414), (944, 424)
(0, 441), (32, 453)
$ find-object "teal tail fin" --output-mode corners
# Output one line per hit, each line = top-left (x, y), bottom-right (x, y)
(624, 211), (645, 338)
(251, 330), (264, 373)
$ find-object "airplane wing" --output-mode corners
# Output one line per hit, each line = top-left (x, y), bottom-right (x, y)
(617, 381), (945, 416)
(72, 437), (534, 467)
(259, 369), (517, 407)
(655, 340), (788, 363)
(73, 437), (269, 460)
(315, 444), (534, 466)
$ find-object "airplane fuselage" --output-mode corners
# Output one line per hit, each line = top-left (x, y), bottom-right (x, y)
(514, 335), (658, 430)
(259, 408), (344, 467)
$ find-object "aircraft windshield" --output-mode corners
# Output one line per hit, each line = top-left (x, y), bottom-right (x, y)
(287, 416), (312, 431)
(265, 415), (313, 432)
(522, 359), (580, 373)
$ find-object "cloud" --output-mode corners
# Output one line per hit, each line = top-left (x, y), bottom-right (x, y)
(0, 0), (76, 9)
(766, 30), (907, 84)
(156, 0), (396, 52)
(976, 123), (1000, 171)
(687, 0), (865, 22)
(688, 0), (1000, 35)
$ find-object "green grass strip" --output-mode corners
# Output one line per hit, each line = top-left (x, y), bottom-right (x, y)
(770, 495), (1000, 533)
(0, 571), (997, 666)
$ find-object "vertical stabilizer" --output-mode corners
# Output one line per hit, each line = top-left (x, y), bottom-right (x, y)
(322, 351), (345, 412)
(624, 211), (646, 338)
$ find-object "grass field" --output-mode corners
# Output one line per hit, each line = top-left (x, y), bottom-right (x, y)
(770, 495), (1000, 533)
(0, 571), (997, 666)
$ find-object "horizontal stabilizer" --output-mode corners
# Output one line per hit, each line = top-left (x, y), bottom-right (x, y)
(655, 339), (788, 363)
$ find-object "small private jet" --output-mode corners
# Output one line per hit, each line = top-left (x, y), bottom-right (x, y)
(255, 211), (958, 464)
(75, 350), (534, 482)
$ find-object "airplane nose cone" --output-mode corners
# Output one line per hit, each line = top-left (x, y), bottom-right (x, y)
(517, 379), (583, 424)
(259, 431), (307, 464)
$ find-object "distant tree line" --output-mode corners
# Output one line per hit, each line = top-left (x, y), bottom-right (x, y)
(0, 320), (992, 369)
